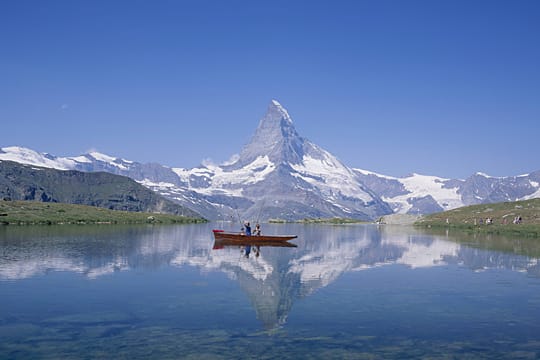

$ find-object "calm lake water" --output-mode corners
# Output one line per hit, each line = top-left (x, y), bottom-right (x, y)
(1, 223), (540, 359)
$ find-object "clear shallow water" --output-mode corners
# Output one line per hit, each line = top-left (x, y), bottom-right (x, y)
(1, 223), (540, 359)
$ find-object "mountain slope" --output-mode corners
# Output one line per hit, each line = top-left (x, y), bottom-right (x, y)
(169, 100), (392, 221)
(0, 160), (203, 218)
(416, 198), (540, 237)
(354, 169), (540, 215)
(1, 100), (539, 220)
(354, 170), (465, 214)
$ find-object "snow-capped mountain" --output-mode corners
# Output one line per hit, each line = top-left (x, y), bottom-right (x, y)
(1, 100), (539, 220)
(354, 169), (540, 215)
(164, 99), (392, 221)
(0, 146), (220, 218)
(354, 170), (465, 214)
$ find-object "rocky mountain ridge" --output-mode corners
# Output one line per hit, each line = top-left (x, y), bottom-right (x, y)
(1, 100), (539, 220)
(0, 160), (201, 218)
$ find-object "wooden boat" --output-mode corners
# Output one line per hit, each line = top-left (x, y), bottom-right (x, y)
(212, 229), (297, 243)
(212, 239), (297, 249)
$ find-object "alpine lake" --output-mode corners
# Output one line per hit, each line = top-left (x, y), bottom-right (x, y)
(2, 222), (540, 359)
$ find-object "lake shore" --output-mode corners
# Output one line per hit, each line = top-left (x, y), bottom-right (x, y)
(0, 200), (207, 225)
(414, 198), (540, 237)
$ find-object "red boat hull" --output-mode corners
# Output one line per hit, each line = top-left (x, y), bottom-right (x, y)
(212, 230), (297, 242)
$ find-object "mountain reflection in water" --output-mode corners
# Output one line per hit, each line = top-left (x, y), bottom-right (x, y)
(1, 223), (540, 330)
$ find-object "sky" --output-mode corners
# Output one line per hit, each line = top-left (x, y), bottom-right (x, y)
(1, 0), (539, 179)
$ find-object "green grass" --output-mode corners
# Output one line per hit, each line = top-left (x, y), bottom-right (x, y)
(0, 200), (207, 225)
(415, 198), (540, 237)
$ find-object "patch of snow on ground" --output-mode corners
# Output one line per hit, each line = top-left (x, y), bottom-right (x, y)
(523, 187), (540, 200)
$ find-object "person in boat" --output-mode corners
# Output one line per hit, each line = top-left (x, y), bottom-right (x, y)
(244, 222), (252, 236)
(254, 223), (261, 236)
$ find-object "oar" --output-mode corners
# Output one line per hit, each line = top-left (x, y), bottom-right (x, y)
(256, 199), (266, 225)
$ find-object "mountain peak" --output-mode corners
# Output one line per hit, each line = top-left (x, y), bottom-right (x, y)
(230, 100), (303, 167)
(88, 151), (118, 163)
(269, 99), (292, 124)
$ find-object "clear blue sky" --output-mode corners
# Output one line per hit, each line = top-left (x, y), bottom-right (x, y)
(1, 0), (539, 179)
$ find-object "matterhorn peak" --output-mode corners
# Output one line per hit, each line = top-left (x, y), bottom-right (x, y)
(269, 99), (292, 124)
(228, 100), (304, 168)
(256, 99), (298, 140)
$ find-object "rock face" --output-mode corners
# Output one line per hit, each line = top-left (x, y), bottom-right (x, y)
(0, 160), (202, 217)
(459, 171), (540, 205)
(230, 100), (305, 168)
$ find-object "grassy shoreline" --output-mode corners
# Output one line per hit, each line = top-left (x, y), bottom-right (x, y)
(0, 200), (206, 225)
(414, 198), (540, 237)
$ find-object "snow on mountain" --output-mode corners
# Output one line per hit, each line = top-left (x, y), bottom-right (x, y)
(524, 186), (540, 200)
(354, 169), (464, 214)
(354, 168), (540, 215)
(459, 171), (540, 206)
(156, 100), (391, 221)
(86, 151), (132, 170)
(231, 99), (300, 168)
(291, 150), (374, 203)
(0, 146), (77, 170)
(2, 100), (539, 220)
(392, 174), (463, 213)
(201, 100), (391, 220)
(354, 169), (458, 214)
(172, 155), (276, 197)
(0, 146), (130, 171)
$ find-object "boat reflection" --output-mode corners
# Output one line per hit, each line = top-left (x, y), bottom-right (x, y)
(212, 238), (297, 249)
